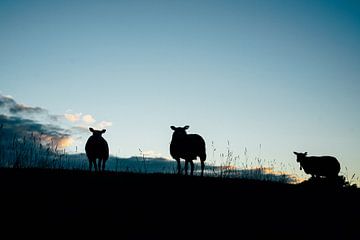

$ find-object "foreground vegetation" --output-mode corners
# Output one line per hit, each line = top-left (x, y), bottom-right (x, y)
(0, 167), (359, 239)
(1, 128), (359, 238)
(1, 130), (358, 187)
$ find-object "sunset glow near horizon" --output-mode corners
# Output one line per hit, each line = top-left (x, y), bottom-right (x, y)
(1, 0), (360, 183)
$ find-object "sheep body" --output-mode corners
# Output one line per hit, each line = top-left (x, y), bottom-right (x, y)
(294, 152), (340, 178)
(170, 125), (206, 176)
(85, 128), (109, 171)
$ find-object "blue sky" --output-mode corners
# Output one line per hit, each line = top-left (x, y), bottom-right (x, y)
(1, 0), (360, 181)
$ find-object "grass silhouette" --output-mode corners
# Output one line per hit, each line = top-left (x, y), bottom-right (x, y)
(0, 128), (359, 238)
(0, 167), (359, 239)
(0, 128), (357, 188)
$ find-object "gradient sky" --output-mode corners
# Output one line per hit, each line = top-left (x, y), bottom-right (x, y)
(1, 0), (360, 181)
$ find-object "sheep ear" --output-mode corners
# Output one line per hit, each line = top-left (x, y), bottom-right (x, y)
(89, 127), (95, 132)
(184, 125), (189, 130)
(171, 126), (176, 130)
(293, 152), (298, 155)
(304, 152), (308, 155)
(101, 129), (106, 134)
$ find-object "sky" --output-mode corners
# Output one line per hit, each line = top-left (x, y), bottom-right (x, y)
(1, 0), (360, 182)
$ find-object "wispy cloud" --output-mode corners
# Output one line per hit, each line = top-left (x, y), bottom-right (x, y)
(64, 111), (111, 130)
(139, 150), (169, 159)
(0, 114), (72, 148)
(0, 94), (112, 151)
(71, 126), (90, 134)
(98, 120), (112, 129)
(0, 95), (16, 108)
(82, 114), (95, 124)
(64, 113), (82, 122)
(9, 104), (45, 115)
(0, 94), (76, 148)
(0, 95), (47, 115)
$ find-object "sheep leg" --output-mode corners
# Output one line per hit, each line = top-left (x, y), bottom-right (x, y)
(200, 161), (205, 177)
(190, 160), (194, 176)
(88, 158), (95, 171)
(88, 160), (92, 171)
(93, 159), (98, 172)
(176, 159), (181, 174)
(184, 160), (189, 175)
(98, 159), (102, 172)
(102, 160), (106, 171)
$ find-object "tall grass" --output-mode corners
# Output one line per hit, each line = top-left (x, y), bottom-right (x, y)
(0, 128), (86, 170)
(0, 125), (357, 187)
(204, 141), (299, 184)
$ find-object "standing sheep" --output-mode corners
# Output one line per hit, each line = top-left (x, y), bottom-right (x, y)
(293, 152), (340, 178)
(170, 125), (206, 176)
(85, 128), (109, 172)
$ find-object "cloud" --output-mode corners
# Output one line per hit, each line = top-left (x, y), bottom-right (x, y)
(0, 95), (16, 108)
(64, 113), (82, 122)
(0, 94), (75, 149)
(9, 104), (45, 115)
(64, 112), (110, 130)
(0, 114), (71, 148)
(98, 121), (112, 129)
(0, 95), (47, 115)
(139, 150), (166, 159)
(49, 114), (63, 122)
(71, 126), (90, 134)
(82, 114), (96, 123)
(0, 94), (112, 152)
(53, 136), (74, 148)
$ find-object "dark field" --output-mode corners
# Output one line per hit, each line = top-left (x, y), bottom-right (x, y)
(0, 168), (359, 239)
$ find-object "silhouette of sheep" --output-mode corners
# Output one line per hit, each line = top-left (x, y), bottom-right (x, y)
(170, 125), (206, 176)
(85, 128), (109, 171)
(293, 152), (340, 178)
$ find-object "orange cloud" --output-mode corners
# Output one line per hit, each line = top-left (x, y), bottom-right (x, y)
(98, 121), (113, 129)
(38, 134), (74, 149)
(82, 114), (96, 123)
(57, 137), (74, 148)
(64, 113), (81, 122)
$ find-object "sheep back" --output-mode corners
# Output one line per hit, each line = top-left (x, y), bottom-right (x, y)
(301, 156), (340, 177)
(85, 135), (109, 160)
(170, 134), (206, 161)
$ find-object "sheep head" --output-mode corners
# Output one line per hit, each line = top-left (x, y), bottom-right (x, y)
(170, 125), (189, 138)
(293, 151), (307, 170)
(89, 127), (106, 137)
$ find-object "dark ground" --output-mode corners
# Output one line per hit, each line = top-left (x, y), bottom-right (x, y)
(0, 168), (359, 239)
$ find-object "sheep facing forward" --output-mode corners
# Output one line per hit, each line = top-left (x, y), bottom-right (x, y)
(293, 152), (340, 178)
(170, 125), (206, 176)
(85, 128), (109, 171)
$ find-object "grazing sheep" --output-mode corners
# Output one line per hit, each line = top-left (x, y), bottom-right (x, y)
(170, 125), (206, 176)
(85, 128), (109, 171)
(293, 152), (340, 178)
